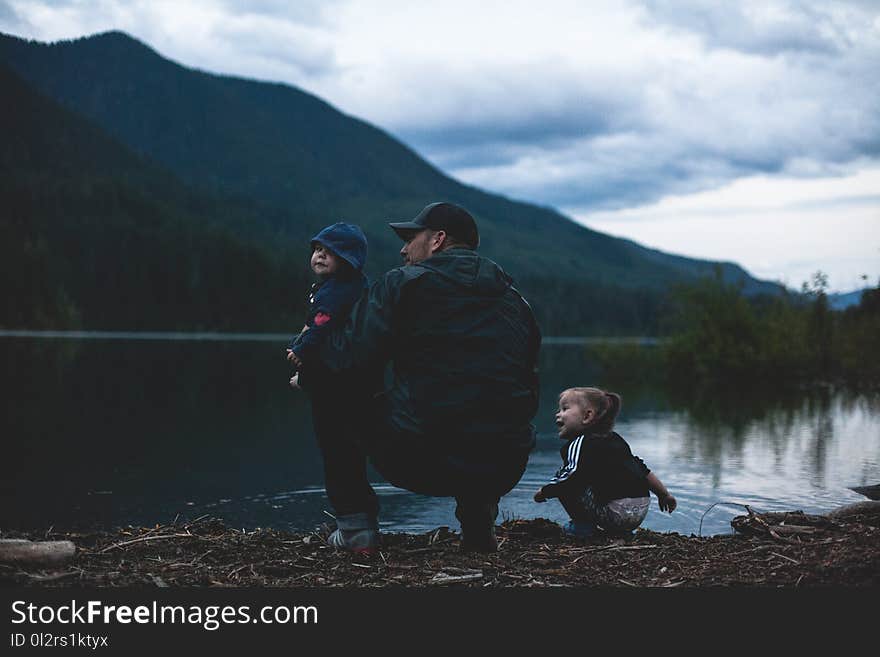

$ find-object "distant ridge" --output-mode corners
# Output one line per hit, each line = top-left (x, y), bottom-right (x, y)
(830, 288), (870, 311)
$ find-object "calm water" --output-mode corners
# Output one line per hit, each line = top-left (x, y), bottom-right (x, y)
(2, 337), (878, 537)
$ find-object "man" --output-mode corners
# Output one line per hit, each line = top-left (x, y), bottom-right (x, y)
(311, 201), (541, 553)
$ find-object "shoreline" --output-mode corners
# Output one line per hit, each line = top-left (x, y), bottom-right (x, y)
(2, 504), (877, 588)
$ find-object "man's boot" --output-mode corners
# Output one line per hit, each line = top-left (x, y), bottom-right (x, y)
(455, 498), (499, 553)
(327, 512), (379, 555)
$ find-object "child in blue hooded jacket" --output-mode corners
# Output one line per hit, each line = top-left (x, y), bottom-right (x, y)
(286, 222), (368, 389)
(287, 221), (379, 553)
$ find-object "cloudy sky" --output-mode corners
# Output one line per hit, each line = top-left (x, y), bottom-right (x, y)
(3, 0), (878, 292)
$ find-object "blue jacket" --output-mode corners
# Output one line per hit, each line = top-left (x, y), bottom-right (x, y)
(290, 223), (368, 363)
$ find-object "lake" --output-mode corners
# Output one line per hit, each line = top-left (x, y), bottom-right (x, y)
(2, 335), (878, 537)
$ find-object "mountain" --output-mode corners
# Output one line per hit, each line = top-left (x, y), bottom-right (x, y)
(829, 288), (870, 311)
(0, 62), (309, 330)
(0, 30), (783, 334)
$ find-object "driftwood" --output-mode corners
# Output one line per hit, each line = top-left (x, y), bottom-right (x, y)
(825, 500), (880, 519)
(848, 484), (880, 501)
(730, 509), (835, 537)
(0, 539), (76, 565)
(428, 569), (483, 586)
(732, 501), (880, 540)
(99, 532), (199, 553)
(768, 524), (819, 535)
(753, 511), (834, 527)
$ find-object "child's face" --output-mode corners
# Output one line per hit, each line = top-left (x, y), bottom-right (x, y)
(555, 391), (596, 440)
(310, 243), (341, 276)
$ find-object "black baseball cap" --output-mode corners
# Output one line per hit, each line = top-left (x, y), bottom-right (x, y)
(389, 202), (480, 249)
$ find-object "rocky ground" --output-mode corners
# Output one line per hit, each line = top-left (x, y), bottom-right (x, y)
(2, 503), (878, 588)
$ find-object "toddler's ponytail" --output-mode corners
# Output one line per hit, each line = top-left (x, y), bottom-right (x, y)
(596, 391), (622, 433)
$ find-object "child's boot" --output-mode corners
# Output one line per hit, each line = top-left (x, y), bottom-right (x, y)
(327, 512), (379, 555)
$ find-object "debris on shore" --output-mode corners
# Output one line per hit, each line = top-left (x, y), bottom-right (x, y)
(2, 504), (878, 588)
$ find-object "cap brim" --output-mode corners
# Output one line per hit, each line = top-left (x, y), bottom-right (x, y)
(388, 221), (426, 239)
(388, 221), (424, 231)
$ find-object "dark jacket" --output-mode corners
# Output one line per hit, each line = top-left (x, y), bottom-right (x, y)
(321, 247), (541, 460)
(541, 431), (651, 505)
(289, 222), (369, 363)
(289, 275), (366, 363)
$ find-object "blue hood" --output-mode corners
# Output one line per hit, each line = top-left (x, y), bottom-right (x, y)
(311, 222), (367, 271)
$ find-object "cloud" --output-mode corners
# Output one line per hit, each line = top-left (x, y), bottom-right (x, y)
(207, 14), (339, 78)
(214, 0), (335, 23)
(2, 0), (341, 82)
(435, 39), (880, 211)
(390, 62), (641, 169)
(0, 1), (23, 29)
(579, 168), (880, 291)
(640, 0), (855, 56)
(450, 130), (752, 211)
(580, 166), (880, 219)
(291, 0), (879, 213)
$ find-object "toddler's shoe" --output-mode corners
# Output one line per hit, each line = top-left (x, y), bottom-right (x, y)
(563, 520), (597, 539)
(327, 512), (379, 556)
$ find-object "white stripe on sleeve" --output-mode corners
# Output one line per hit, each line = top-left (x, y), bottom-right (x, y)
(549, 435), (584, 484)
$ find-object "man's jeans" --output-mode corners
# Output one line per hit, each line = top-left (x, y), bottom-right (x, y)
(310, 389), (527, 522)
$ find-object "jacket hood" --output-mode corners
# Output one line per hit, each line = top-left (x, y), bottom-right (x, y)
(311, 222), (368, 271)
(418, 248), (512, 295)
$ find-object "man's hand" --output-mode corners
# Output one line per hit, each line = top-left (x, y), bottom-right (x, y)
(289, 373), (300, 389)
(533, 489), (547, 503)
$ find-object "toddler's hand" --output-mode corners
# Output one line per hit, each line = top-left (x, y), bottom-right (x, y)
(533, 489), (547, 503)
(289, 373), (300, 389)
(658, 493), (677, 513)
(286, 348), (302, 368)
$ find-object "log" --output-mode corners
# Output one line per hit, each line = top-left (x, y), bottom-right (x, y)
(428, 572), (483, 586)
(754, 511), (833, 528)
(768, 524), (818, 535)
(428, 568), (483, 586)
(824, 500), (880, 520)
(0, 539), (76, 566)
(848, 485), (880, 501)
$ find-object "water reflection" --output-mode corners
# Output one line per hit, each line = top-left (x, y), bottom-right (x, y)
(1, 339), (878, 537)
